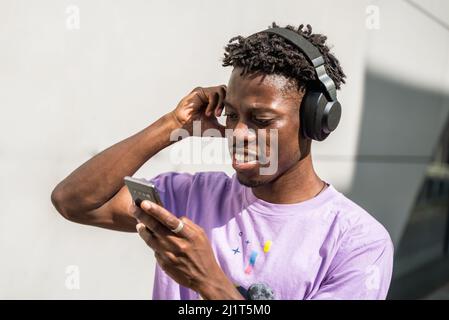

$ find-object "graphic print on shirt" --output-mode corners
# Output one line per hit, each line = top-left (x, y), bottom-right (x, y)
(233, 229), (276, 299)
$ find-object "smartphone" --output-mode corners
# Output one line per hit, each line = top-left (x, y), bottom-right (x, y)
(124, 176), (163, 207)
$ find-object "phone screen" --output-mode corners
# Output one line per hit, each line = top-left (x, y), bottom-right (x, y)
(124, 176), (163, 207)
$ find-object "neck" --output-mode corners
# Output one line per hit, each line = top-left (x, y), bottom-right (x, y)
(251, 153), (325, 204)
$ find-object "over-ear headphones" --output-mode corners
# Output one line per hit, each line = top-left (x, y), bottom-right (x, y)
(252, 27), (342, 141)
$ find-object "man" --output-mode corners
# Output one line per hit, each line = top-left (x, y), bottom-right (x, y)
(51, 23), (393, 300)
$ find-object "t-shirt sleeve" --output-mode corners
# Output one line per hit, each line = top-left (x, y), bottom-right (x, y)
(145, 171), (195, 218)
(309, 224), (394, 300)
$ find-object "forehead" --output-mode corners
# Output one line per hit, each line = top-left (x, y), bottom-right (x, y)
(225, 68), (302, 109)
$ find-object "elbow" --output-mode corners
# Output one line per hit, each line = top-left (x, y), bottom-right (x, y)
(51, 185), (79, 222)
(50, 185), (64, 214)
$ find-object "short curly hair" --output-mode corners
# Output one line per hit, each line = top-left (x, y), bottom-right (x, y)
(222, 22), (346, 92)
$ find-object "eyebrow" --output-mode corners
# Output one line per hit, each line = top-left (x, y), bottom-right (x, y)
(223, 100), (278, 113)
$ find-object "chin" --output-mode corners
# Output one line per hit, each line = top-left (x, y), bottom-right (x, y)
(236, 172), (269, 188)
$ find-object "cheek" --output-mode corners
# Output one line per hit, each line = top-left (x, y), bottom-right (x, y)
(270, 124), (301, 162)
(254, 128), (300, 178)
(279, 133), (300, 161)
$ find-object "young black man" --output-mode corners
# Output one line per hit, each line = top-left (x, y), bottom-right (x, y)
(51, 23), (394, 300)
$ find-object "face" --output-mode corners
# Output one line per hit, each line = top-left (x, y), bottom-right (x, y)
(224, 67), (306, 187)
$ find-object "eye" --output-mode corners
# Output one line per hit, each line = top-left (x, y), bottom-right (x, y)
(224, 112), (238, 121)
(253, 118), (272, 126)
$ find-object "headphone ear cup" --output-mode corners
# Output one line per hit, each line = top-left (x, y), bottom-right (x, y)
(323, 100), (341, 134)
(300, 91), (342, 141)
(300, 91), (321, 140)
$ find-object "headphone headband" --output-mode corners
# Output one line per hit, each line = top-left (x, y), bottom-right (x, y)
(255, 27), (337, 101)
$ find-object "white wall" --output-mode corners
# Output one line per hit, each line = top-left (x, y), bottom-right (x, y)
(347, 0), (449, 245)
(1, 0), (448, 298)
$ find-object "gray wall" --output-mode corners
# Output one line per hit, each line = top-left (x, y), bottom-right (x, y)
(1, 0), (448, 298)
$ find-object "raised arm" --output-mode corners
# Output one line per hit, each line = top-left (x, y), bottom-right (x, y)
(50, 85), (226, 232)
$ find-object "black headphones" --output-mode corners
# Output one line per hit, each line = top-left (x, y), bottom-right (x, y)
(253, 27), (342, 141)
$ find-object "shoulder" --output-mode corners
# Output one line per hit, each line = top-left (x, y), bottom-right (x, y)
(328, 190), (394, 254)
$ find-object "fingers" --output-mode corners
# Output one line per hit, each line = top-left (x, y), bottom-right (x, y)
(131, 204), (165, 234)
(132, 199), (203, 241)
(195, 85), (226, 118)
(205, 91), (219, 117)
(136, 223), (155, 246)
(137, 223), (181, 265)
(136, 222), (176, 253)
(139, 200), (180, 230)
(207, 85), (227, 118)
(143, 214), (166, 235)
(204, 85), (227, 137)
(177, 216), (196, 239)
(215, 85), (227, 117)
(135, 201), (193, 239)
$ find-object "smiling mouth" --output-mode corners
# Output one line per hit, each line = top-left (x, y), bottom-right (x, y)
(233, 151), (258, 164)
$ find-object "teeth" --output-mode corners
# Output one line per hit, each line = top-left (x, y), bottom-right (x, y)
(234, 153), (258, 164)
(247, 153), (257, 162)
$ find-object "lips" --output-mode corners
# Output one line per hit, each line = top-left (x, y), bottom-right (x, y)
(232, 150), (260, 171)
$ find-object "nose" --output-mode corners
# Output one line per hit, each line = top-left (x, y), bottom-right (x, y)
(228, 121), (257, 151)
(236, 121), (259, 139)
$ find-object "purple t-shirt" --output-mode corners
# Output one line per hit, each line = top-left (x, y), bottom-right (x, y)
(148, 171), (394, 300)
